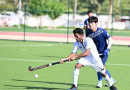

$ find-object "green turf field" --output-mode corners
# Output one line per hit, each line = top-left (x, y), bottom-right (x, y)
(0, 40), (130, 90)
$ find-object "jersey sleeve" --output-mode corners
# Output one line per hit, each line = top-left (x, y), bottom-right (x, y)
(85, 38), (93, 49)
(103, 29), (110, 39)
(84, 19), (88, 26)
(72, 42), (79, 53)
(103, 29), (112, 49)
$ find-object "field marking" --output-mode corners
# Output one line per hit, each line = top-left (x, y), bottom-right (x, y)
(0, 44), (53, 47)
(0, 44), (71, 47)
(107, 63), (130, 67)
(0, 58), (52, 62)
(0, 58), (130, 67)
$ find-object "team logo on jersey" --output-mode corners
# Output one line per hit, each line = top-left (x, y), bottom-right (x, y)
(88, 30), (103, 38)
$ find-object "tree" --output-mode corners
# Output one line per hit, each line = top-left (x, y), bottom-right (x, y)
(0, 0), (16, 10)
(46, 0), (65, 20)
(46, 0), (65, 28)
(28, 0), (65, 28)
(28, 0), (47, 28)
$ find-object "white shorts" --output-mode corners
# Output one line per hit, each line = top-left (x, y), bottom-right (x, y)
(78, 57), (105, 73)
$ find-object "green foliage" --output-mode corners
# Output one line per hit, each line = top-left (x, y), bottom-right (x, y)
(28, 0), (46, 16)
(58, 0), (130, 15)
(0, 0), (16, 9)
(28, 0), (65, 19)
(120, 0), (130, 15)
(46, 0), (65, 19)
(0, 0), (130, 16)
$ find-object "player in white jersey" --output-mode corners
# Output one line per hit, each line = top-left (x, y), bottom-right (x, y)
(60, 28), (117, 90)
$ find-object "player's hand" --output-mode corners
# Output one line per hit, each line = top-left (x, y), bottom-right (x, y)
(83, 25), (87, 30)
(60, 58), (69, 64)
(103, 48), (110, 55)
(70, 56), (76, 61)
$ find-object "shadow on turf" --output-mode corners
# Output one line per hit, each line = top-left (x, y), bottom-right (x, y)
(5, 85), (67, 90)
(8, 79), (95, 88)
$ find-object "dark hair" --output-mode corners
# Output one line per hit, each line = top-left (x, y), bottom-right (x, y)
(88, 16), (98, 23)
(87, 10), (93, 15)
(73, 28), (84, 35)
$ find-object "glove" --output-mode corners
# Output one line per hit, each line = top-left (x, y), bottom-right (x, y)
(103, 48), (110, 55)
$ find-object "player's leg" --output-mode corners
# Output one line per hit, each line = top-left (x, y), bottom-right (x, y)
(94, 61), (117, 90)
(73, 63), (83, 87)
(96, 55), (112, 88)
(68, 63), (83, 90)
(101, 71), (117, 90)
(96, 71), (113, 88)
(101, 55), (112, 77)
(102, 55), (116, 86)
(96, 72), (103, 88)
(102, 73), (117, 90)
(68, 58), (89, 90)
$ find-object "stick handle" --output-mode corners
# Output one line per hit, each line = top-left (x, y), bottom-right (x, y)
(49, 59), (69, 66)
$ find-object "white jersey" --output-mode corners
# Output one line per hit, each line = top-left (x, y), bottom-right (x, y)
(72, 37), (101, 64)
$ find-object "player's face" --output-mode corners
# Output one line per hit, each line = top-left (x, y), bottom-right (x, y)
(88, 13), (93, 17)
(89, 22), (97, 30)
(74, 33), (83, 42)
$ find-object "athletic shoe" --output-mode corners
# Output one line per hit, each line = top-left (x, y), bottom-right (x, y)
(112, 77), (116, 84)
(68, 84), (77, 90)
(105, 77), (116, 87)
(96, 81), (102, 88)
(109, 85), (117, 90)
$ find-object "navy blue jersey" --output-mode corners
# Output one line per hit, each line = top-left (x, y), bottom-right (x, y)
(84, 18), (88, 26)
(85, 28), (110, 54)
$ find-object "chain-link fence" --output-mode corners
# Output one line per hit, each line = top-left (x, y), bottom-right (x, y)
(0, 0), (130, 45)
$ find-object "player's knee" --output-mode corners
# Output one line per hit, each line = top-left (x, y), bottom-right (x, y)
(101, 73), (107, 77)
(75, 63), (82, 69)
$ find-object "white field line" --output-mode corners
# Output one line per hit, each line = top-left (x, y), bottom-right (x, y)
(0, 58), (54, 62)
(0, 44), (53, 47)
(0, 44), (71, 47)
(0, 58), (130, 67)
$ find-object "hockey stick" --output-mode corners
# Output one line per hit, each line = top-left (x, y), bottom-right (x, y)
(28, 59), (69, 71)
(28, 54), (103, 72)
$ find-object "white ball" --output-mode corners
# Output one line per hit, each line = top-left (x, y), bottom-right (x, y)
(34, 74), (38, 78)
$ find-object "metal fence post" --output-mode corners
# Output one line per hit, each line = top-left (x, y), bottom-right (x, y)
(67, 0), (70, 43)
(111, 0), (114, 36)
(24, 0), (27, 41)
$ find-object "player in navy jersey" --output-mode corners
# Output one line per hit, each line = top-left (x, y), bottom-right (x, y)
(86, 16), (116, 88)
(83, 10), (93, 29)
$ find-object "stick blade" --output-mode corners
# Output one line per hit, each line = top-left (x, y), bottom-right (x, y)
(28, 66), (34, 71)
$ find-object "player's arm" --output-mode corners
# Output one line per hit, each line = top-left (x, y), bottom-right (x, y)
(60, 42), (78, 63)
(67, 49), (90, 61)
(60, 53), (77, 64)
(103, 30), (112, 49)
(104, 30), (112, 55)
(75, 49), (90, 58)
(105, 31), (112, 49)
(107, 37), (112, 49)
(71, 38), (92, 60)
(83, 19), (89, 29)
